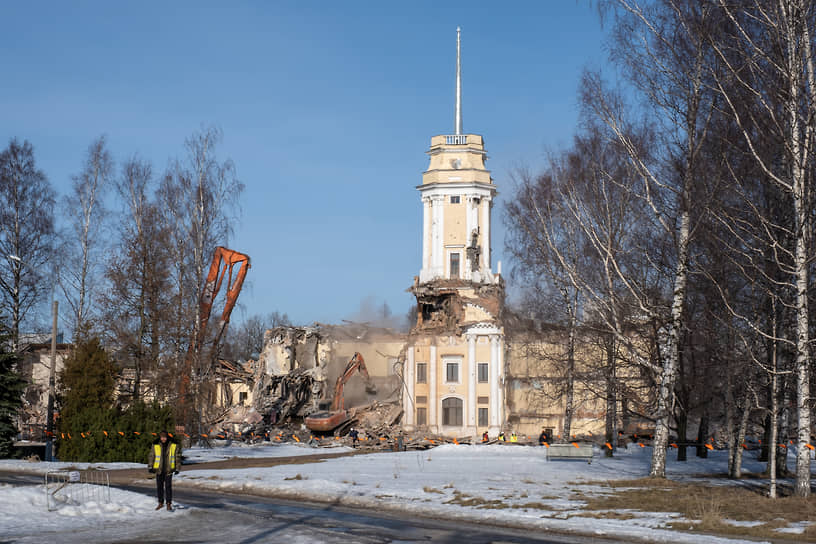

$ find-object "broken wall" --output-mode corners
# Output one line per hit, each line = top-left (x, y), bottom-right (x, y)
(249, 323), (406, 422)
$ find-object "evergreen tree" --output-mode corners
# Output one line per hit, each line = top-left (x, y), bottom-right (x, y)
(56, 337), (174, 462)
(0, 334), (26, 458)
(57, 337), (117, 461)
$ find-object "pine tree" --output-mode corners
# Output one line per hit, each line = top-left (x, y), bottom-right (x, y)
(0, 335), (26, 458)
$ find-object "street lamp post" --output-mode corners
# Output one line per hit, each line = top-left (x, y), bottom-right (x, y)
(45, 300), (58, 462)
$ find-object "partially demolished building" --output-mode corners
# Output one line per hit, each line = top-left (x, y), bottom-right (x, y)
(214, 323), (405, 433)
(209, 29), (651, 443)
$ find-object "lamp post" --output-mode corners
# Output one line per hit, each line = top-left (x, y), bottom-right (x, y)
(45, 299), (58, 462)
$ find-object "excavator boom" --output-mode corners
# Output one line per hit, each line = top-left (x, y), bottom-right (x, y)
(180, 246), (251, 414)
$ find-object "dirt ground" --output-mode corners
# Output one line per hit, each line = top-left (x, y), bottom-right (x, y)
(104, 449), (366, 486)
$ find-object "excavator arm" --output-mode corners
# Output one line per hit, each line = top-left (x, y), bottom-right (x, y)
(180, 246), (251, 407)
(330, 352), (377, 411)
(194, 246), (251, 357)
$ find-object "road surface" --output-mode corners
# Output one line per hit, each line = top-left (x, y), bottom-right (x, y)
(0, 471), (614, 543)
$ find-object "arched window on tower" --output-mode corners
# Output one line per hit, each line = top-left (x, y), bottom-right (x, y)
(442, 397), (463, 426)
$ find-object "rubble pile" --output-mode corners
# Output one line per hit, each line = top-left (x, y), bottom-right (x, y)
(252, 370), (316, 424)
(350, 401), (403, 437)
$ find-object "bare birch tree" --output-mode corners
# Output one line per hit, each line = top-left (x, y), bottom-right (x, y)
(707, 0), (816, 497)
(0, 139), (56, 350)
(584, 0), (722, 478)
(158, 125), (244, 427)
(60, 136), (113, 339)
(105, 156), (172, 403)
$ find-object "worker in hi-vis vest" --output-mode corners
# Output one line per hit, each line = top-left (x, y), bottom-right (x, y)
(148, 430), (181, 511)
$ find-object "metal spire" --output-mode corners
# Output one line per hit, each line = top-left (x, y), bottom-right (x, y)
(455, 26), (463, 135)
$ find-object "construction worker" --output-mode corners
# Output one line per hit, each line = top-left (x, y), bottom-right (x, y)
(538, 429), (549, 445)
(481, 431), (489, 443)
(510, 432), (518, 443)
(148, 430), (181, 511)
(348, 427), (359, 447)
(498, 431), (506, 442)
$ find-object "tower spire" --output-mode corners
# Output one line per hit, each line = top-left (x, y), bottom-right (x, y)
(455, 26), (463, 135)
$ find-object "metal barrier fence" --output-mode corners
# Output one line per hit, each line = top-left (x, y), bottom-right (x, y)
(44, 470), (110, 511)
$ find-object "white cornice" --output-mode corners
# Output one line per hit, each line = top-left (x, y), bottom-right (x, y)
(417, 182), (497, 196)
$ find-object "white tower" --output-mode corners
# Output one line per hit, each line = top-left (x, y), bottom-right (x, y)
(418, 27), (497, 285)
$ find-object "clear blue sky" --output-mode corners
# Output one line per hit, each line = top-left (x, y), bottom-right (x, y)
(1, 2), (608, 329)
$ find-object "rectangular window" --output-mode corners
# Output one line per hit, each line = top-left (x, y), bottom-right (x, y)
(445, 362), (459, 383)
(238, 392), (248, 404)
(477, 396), (489, 405)
(450, 253), (460, 278)
(415, 396), (427, 404)
(416, 407), (427, 426)
(416, 362), (427, 383)
(478, 407), (489, 427)
(477, 363), (489, 383)
(442, 397), (464, 426)
(450, 195), (460, 204)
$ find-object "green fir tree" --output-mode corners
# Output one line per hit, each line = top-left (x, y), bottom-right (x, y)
(57, 337), (117, 461)
(0, 334), (26, 458)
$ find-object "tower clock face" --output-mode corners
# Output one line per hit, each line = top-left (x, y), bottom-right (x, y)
(451, 158), (462, 169)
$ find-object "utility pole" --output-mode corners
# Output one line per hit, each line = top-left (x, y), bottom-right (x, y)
(45, 300), (58, 462)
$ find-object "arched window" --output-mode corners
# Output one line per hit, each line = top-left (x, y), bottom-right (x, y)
(442, 397), (463, 426)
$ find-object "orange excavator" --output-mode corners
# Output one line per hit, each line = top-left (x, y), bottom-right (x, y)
(304, 352), (377, 432)
(180, 246), (251, 410)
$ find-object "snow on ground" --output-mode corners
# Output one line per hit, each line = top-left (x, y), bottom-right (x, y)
(2, 441), (814, 542)
(183, 440), (353, 463)
(0, 482), (189, 540)
(0, 440), (350, 473)
(175, 443), (811, 543)
(0, 459), (143, 475)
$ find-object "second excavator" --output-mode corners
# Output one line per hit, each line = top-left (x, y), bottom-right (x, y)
(304, 352), (376, 432)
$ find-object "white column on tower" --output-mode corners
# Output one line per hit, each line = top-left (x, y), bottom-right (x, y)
(421, 196), (431, 280)
(404, 346), (415, 429)
(429, 344), (438, 429)
(431, 195), (445, 278)
(467, 333), (477, 429)
(497, 335), (504, 428)
(489, 334), (499, 432)
(464, 196), (474, 281)
(430, 196), (440, 279)
(480, 196), (491, 275)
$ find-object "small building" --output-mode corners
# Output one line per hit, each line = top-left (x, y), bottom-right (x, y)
(16, 340), (71, 441)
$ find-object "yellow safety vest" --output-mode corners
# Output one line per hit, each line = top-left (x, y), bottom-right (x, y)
(152, 443), (177, 470)
(510, 434), (518, 442)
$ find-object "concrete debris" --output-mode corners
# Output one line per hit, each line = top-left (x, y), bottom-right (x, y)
(216, 405), (263, 433)
(210, 322), (407, 438)
(253, 370), (316, 424)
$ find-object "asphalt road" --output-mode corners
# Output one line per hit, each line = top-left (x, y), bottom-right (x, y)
(0, 471), (617, 544)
